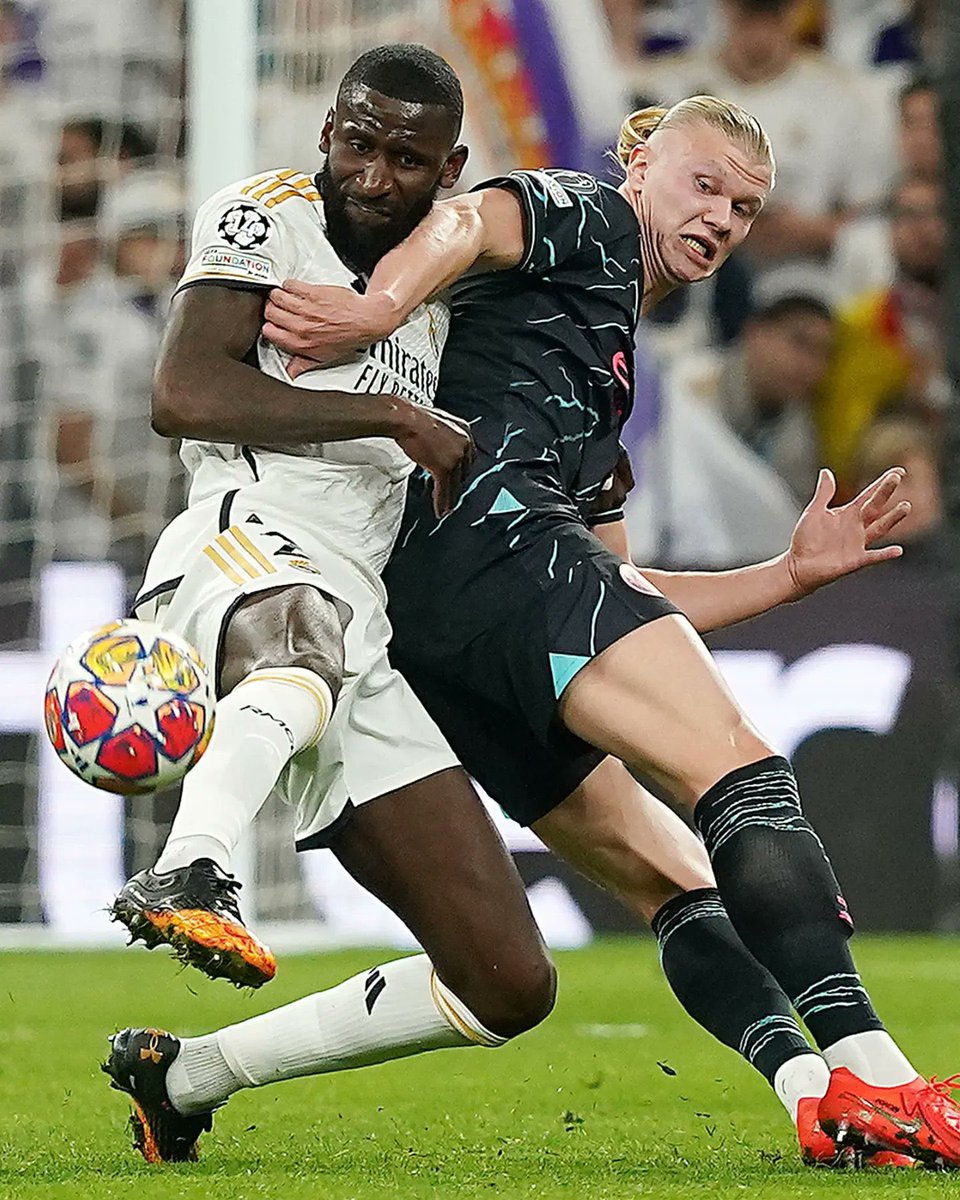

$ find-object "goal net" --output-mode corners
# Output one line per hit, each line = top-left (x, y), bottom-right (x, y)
(0, 0), (590, 950)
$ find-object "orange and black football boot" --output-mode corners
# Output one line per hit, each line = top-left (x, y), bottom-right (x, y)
(797, 1095), (916, 1168)
(819, 1066), (960, 1169)
(110, 858), (276, 988)
(102, 1027), (214, 1163)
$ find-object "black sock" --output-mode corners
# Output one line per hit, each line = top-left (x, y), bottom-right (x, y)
(652, 887), (814, 1086)
(694, 756), (884, 1050)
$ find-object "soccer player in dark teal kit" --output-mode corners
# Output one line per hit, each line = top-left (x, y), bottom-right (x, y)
(264, 93), (960, 1167)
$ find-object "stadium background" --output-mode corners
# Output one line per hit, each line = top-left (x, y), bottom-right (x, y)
(0, 0), (954, 950)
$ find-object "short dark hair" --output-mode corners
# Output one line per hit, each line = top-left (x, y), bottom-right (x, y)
(752, 293), (834, 326)
(338, 44), (463, 137)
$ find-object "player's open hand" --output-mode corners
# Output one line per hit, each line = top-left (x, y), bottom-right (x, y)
(263, 279), (396, 367)
(391, 400), (475, 519)
(784, 467), (911, 597)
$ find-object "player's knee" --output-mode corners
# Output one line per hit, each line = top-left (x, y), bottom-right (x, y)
(469, 951), (557, 1040)
(281, 587), (347, 695)
(282, 642), (344, 700)
(221, 585), (347, 697)
(633, 880), (686, 926)
(496, 952), (557, 1038)
(677, 725), (777, 807)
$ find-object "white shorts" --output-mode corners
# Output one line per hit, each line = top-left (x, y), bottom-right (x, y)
(133, 469), (459, 846)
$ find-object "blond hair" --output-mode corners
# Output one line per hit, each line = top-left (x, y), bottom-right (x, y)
(616, 95), (776, 185)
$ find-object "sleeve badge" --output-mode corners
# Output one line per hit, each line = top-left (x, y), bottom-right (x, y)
(217, 202), (272, 249)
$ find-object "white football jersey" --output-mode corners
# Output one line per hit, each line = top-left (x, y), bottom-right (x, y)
(175, 168), (449, 489)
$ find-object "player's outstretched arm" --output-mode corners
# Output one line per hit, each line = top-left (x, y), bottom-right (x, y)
(637, 468), (911, 633)
(262, 188), (526, 368)
(153, 285), (473, 516)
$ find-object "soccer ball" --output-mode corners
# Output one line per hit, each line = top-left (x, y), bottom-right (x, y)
(43, 619), (216, 795)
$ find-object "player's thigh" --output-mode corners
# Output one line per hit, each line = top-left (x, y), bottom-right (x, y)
(219, 583), (347, 696)
(329, 767), (555, 1033)
(558, 614), (774, 806)
(533, 756), (715, 924)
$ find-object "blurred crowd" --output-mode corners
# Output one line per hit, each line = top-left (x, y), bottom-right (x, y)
(612, 0), (946, 566)
(0, 0), (948, 649)
(0, 0), (186, 645)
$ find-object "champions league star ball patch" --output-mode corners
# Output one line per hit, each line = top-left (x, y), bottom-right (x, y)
(217, 202), (272, 250)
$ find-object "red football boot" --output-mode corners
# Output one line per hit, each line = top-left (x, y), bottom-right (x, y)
(798, 1095), (849, 1166)
(869, 1150), (920, 1168)
(797, 1096), (915, 1168)
(819, 1066), (960, 1168)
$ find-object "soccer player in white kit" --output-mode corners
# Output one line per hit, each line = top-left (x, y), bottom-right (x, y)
(103, 46), (555, 1162)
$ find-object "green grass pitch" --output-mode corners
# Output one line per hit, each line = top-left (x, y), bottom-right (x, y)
(2, 937), (958, 1199)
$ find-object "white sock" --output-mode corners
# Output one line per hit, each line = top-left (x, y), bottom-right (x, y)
(165, 954), (505, 1114)
(773, 1052), (831, 1121)
(154, 667), (333, 875)
(823, 1030), (918, 1087)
